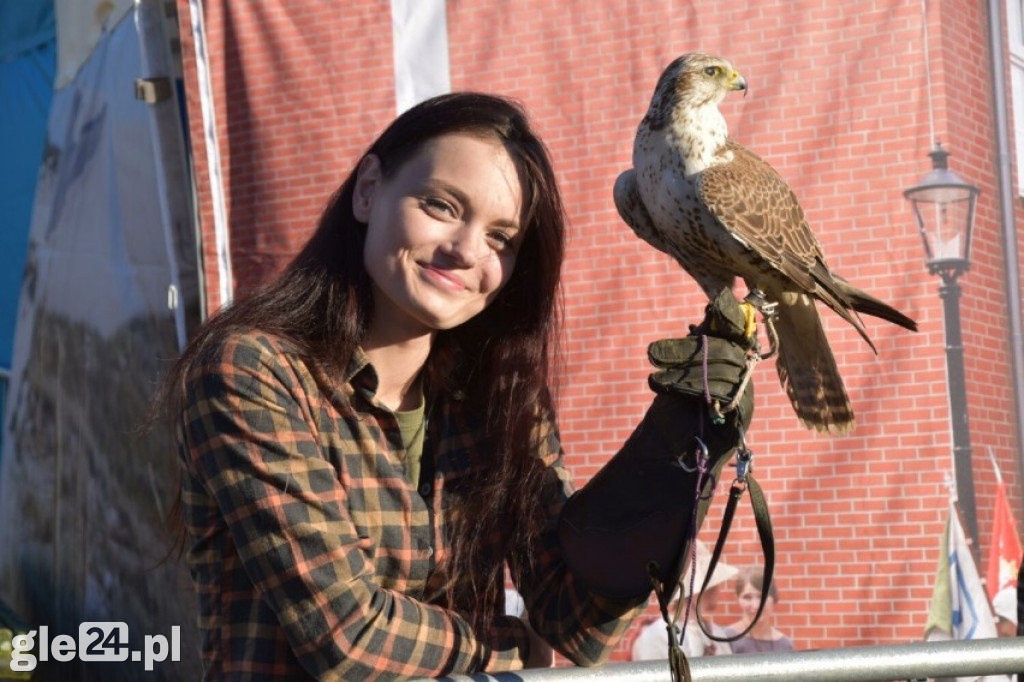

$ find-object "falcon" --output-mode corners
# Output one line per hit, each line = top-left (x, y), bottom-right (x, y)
(614, 52), (917, 434)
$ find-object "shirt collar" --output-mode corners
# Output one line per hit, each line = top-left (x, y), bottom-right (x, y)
(342, 345), (460, 405)
(345, 346), (379, 396)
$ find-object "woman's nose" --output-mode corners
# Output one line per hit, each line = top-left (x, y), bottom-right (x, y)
(444, 224), (489, 265)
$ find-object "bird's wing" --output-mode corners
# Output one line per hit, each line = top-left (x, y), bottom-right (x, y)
(697, 141), (872, 342)
(614, 168), (674, 254)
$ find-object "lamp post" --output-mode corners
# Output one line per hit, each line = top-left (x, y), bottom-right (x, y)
(903, 143), (981, 542)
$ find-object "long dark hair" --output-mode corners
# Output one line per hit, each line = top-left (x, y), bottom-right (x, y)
(158, 92), (566, 632)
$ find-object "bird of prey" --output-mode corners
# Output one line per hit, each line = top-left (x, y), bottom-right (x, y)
(614, 52), (917, 434)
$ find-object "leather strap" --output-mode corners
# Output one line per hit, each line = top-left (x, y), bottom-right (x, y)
(697, 450), (775, 643)
(664, 440), (776, 682)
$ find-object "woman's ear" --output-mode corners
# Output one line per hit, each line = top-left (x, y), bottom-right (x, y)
(352, 154), (382, 222)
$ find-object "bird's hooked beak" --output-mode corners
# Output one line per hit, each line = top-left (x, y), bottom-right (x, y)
(730, 71), (748, 97)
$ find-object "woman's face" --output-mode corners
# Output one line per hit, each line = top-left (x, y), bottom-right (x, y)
(738, 581), (775, 622)
(354, 133), (523, 339)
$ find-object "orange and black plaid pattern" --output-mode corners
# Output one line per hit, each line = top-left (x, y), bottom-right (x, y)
(178, 332), (641, 680)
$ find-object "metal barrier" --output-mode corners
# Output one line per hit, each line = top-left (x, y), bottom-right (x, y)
(432, 637), (1024, 681)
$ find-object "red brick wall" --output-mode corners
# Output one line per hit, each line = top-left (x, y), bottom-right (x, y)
(177, 0), (1022, 661)
(177, 0), (398, 303)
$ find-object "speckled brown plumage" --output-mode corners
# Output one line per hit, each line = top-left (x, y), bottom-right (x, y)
(614, 53), (917, 434)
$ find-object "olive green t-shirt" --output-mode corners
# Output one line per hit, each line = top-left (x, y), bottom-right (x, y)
(394, 400), (425, 486)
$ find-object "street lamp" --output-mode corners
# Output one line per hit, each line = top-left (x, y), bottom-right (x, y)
(903, 142), (981, 542)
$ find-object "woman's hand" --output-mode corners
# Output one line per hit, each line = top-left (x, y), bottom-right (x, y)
(523, 617), (555, 668)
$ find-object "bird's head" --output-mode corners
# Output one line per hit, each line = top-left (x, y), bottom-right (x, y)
(644, 53), (747, 129)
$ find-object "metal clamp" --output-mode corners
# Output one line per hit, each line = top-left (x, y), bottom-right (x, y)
(678, 437), (709, 473)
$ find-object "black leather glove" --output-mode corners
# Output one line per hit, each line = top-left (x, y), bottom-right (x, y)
(646, 288), (755, 419)
(558, 289), (755, 600)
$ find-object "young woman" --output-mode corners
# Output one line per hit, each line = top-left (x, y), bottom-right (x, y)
(159, 92), (754, 679)
(725, 567), (795, 654)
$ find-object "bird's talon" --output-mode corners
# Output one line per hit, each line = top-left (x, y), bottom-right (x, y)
(738, 302), (758, 340)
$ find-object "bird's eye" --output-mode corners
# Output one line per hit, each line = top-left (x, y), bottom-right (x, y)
(704, 66), (720, 77)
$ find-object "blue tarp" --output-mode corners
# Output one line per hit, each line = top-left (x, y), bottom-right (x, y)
(0, 0), (55, 371)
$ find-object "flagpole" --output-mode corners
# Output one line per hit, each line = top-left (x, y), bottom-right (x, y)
(953, 501), (988, 581)
(944, 473), (986, 572)
(944, 476), (998, 618)
(989, 446), (1005, 485)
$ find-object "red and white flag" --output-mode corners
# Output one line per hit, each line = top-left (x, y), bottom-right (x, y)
(985, 479), (1022, 601)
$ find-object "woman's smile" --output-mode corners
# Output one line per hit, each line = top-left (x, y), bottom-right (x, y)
(420, 261), (469, 293)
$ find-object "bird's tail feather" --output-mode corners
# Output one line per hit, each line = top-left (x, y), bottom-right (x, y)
(833, 278), (918, 332)
(774, 301), (855, 435)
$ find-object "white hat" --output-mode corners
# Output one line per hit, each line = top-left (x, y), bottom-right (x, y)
(678, 540), (739, 598)
(993, 587), (1017, 625)
(504, 588), (525, 618)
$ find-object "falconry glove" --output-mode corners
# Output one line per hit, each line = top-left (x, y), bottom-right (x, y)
(558, 289), (755, 601)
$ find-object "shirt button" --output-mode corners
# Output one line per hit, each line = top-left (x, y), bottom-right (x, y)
(419, 483), (432, 496)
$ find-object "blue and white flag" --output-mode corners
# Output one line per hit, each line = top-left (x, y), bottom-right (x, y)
(924, 503), (1008, 682)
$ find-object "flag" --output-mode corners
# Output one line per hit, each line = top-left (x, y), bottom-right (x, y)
(924, 503), (1009, 682)
(986, 479), (1022, 601)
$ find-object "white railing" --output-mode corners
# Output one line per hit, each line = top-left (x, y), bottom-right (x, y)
(431, 637), (1024, 681)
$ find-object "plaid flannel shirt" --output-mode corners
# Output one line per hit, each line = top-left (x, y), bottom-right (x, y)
(179, 331), (642, 680)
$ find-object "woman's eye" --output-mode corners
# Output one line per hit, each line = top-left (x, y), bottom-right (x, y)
(421, 197), (457, 217)
(487, 231), (517, 251)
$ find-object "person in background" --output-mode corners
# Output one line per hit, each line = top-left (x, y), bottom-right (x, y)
(993, 587), (1018, 638)
(630, 541), (739, 660)
(724, 567), (794, 654)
